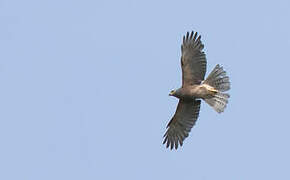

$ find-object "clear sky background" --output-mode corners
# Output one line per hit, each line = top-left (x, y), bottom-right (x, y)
(1, 0), (290, 179)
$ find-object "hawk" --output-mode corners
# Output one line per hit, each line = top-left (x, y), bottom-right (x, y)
(163, 31), (231, 150)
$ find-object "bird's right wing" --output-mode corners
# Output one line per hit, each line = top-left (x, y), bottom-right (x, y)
(163, 99), (201, 150)
(181, 31), (207, 86)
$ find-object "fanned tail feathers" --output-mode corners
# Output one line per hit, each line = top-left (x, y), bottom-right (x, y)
(203, 64), (230, 92)
(204, 92), (230, 113)
(203, 64), (231, 113)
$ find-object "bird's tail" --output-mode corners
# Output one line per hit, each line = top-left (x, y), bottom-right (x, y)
(203, 64), (231, 113)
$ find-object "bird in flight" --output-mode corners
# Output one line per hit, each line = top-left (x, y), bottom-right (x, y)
(163, 31), (231, 150)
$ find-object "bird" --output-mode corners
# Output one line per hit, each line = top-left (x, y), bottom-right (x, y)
(163, 31), (231, 150)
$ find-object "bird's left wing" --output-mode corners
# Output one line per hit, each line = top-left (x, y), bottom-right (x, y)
(163, 99), (201, 150)
(181, 31), (207, 86)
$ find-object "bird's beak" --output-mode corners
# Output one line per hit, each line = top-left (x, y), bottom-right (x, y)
(169, 92), (173, 96)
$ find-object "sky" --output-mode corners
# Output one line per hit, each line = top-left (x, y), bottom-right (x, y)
(1, 0), (290, 179)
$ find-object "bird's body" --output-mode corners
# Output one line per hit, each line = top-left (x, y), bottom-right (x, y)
(171, 84), (218, 100)
(163, 31), (231, 150)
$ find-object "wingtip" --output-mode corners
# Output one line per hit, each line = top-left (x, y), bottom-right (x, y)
(196, 35), (201, 42)
(190, 31), (194, 39)
(194, 31), (198, 38)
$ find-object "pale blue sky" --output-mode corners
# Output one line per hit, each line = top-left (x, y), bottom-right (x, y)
(1, 0), (290, 179)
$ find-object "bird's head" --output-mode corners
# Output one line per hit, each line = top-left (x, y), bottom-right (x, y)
(169, 89), (176, 96)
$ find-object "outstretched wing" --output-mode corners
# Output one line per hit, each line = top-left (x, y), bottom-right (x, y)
(181, 31), (207, 86)
(163, 100), (201, 150)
